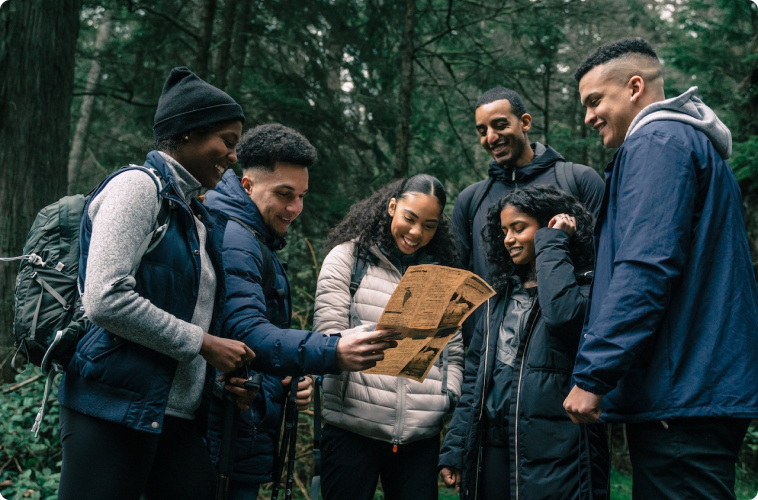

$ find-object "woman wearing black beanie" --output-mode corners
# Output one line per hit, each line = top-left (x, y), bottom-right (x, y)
(57, 67), (252, 500)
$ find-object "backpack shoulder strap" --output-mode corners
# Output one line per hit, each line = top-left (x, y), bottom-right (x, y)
(122, 166), (173, 275)
(555, 161), (580, 200)
(349, 244), (378, 298)
(467, 177), (495, 228)
(227, 216), (276, 298)
(465, 177), (495, 270)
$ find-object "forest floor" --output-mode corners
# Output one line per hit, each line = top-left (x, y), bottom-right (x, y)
(265, 468), (758, 500)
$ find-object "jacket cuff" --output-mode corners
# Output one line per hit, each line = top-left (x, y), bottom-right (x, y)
(323, 334), (341, 374)
(534, 227), (571, 250)
(438, 449), (463, 470)
(574, 380), (609, 396)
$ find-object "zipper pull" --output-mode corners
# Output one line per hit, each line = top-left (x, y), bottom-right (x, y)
(392, 444), (398, 453)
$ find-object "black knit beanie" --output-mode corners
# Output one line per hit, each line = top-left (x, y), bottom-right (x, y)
(153, 67), (245, 140)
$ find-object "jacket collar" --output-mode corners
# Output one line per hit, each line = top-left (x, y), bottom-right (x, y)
(487, 142), (565, 185)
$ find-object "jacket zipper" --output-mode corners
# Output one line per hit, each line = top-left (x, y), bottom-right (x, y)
(390, 260), (406, 448)
(392, 376), (406, 446)
(514, 304), (540, 500)
(474, 299), (492, 499)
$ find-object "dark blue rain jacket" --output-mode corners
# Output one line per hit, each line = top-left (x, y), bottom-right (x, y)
(204, 169), (340, 483)
(572, 120), (758, 423)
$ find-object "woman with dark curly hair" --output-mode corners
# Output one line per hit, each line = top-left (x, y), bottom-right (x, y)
(313, 174), (464, 500)
(439, 185), (609, 500)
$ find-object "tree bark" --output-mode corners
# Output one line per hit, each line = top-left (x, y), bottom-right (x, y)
(195, 0), (217, 78)
(0, 0), (80, 381)
(742, 5), (758, 136)
(68, 10), (111, 195)
(393, 0), (417, 179)
(225, 0), (254, 99)
(542, 64), (551, 145)
(213, 0), (236, 88)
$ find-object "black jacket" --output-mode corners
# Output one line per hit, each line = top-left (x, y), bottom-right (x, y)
(452, 143), (605, 345)
(439, 229), (608, 500)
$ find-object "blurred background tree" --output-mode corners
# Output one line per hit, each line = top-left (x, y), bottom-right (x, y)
(1, 0), (757, 497)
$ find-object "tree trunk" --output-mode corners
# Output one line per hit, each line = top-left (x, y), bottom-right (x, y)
(393, 0), (417, 179)
(213, 0), (236, 88)
(743, 6), (758, 136)
(225, 0), (254, 99)
(195, 0), (217, 78)
(68, 10), (111, 195)
(0, 0), (80, 381)
(543, 63), (551, 145)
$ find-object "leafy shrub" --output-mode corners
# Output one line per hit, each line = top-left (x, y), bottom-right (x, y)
(0, 370), (61, 500)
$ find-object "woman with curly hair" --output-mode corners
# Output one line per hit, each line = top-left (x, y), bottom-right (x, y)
(313, 174), (463, 500)
(439, 185), (609, 500)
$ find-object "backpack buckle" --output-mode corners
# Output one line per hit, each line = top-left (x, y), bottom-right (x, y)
(28, 254), (45, 267)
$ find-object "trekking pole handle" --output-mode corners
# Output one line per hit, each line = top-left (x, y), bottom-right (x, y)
(243, 372), (263, 392)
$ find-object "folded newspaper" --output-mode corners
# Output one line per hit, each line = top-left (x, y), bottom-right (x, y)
(364, 264), (495, 382)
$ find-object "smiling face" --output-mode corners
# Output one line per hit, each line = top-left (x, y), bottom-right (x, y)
(172, 120), (242, 189)
(500, 203), (540, 269)
(387, 192), (442, 255)
(579, 65), (639, 149)
(475, 99), (534, 168)
(241, 162), (309, 237)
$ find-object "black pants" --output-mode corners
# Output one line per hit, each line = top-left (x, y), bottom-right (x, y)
(320, 424), (440, 500)
(626, 417), (750, 500)
(480, 445), (511, 500)
(58, 406), (217, 500)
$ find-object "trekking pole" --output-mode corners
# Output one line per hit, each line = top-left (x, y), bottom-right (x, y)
(310, 375), (323, 500)
(216, 371), (262, 500)
(283, 378), (301, 500)
(271, 376), (301, 500)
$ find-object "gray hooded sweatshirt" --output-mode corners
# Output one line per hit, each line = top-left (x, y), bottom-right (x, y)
(626, 86), (732, 159)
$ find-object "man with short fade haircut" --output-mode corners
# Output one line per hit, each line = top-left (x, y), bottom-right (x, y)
(204, 123), (398, 498)
(564, 38), (758, 499)
(451, 86), (604, 345)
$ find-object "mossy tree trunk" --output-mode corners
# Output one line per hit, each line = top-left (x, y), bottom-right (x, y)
(0, 0), (80, 381)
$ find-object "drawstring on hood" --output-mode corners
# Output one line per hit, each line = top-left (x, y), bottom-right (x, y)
(626, 86), (732, 159)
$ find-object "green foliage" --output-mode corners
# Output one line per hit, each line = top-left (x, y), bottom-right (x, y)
(731, 136), (758, 189)
(0, 371), (61, 500)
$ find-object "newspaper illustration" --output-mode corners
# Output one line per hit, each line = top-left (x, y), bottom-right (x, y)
(364, 264), (495, 382)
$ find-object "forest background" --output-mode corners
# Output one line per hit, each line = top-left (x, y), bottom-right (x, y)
(1, 0), (758, 498)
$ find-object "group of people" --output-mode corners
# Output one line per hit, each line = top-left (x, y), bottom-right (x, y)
(55, 36), (758, 500)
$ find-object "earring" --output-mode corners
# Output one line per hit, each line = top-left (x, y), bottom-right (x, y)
(184, 135), (189, 140)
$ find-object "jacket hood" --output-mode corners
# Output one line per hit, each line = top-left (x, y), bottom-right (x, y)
(204, 169), (286, 250)
(487, 142), (565, 184)
(626, 86), (732, 159)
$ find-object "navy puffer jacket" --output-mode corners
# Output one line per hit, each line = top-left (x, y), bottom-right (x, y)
(204, 169), (341, 483)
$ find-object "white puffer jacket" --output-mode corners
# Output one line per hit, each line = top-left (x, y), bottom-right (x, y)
(314, 241), (464, 444)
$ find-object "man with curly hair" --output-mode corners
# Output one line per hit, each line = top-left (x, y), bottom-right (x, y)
(564, 38), (758, 499)
(452, 87), (605, 345)
(204, 123), (397, 498)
